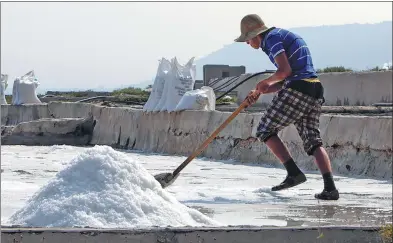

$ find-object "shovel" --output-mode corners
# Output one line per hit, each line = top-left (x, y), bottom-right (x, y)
(154, 100), (249, 188)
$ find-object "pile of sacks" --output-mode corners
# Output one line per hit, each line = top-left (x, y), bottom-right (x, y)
(1, 74), (8, 104)
(142, 57), (215, 113)
(1, 70), (42, 105)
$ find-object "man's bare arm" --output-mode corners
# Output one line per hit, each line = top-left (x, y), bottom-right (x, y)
(245, 52), (290, 106)
(256, 52), (292, 93)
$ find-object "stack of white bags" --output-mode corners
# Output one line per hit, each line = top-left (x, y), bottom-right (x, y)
(11, 70), (42, 105)
(1, 74), (8, 104)
(143, 57), (215, 113)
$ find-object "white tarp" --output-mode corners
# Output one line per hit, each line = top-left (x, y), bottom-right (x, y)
(174, 86), (216, 111)
(12, 71), (41, 105)
(1, 74), (8, 104)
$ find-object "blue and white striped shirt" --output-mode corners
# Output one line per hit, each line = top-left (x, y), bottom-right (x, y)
(260, 28), (318, 81)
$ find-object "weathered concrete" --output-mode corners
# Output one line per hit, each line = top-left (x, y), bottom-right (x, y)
(48, 103), (393, 179)
(234, 71), (393, 107)
(0, 226), (386, 243)
(1, 102), (392, 179)
(217, 104), (393, 115)
(1, 103), (51, 125)
(1, 125), (14, 136)
(1, 117), (95, 146)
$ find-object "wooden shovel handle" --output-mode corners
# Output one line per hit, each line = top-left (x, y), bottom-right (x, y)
(172, 100), (249, 177)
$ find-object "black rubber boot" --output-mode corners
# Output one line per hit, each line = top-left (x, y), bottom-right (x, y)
(271, 173), (307, 191)
(315, 189), (340, 200)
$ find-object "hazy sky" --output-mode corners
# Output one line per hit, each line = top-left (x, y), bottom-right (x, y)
(1, 1), (392, 91)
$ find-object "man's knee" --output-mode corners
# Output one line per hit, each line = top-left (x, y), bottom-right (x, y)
(306, 140), (323, 156)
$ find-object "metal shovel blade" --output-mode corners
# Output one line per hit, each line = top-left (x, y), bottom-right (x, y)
(154, 172), (179, 188)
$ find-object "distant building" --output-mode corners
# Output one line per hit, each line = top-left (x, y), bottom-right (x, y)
(203, 65), (246, 86)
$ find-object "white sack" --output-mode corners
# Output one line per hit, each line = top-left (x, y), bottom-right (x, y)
(1, 74), (8, 105)
(153, 58), (174, 112)
(174, 86), (215, 111)
(143, 58), (171, 112)
(162, 57), (196, 112)
(153, 75), (171, 112)
(11, 70), (42, 105)
(202, 86), (216, 111)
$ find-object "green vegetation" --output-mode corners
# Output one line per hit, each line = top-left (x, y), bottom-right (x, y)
(216, 95), (237, 105)
(115, 94), (149, 104)
(380, 224), (392, 243)
(369, 66), (384, 71)
(68, 91), (91, 97)
(316, 65), (392, 73)
(369, 65), (393, 71)
(110, 86), (150, 104)
(316, 66), (353, 73)
(46, 90), (99, 98)
(5, 95), (12, 104)
(112, 87), (150, 97)
(30, 86), (152, 104)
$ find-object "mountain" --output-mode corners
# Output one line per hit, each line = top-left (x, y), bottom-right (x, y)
(194, 21), (393, 80)
(32, 21), (392, 93)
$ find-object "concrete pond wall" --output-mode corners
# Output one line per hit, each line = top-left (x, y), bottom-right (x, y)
(1, 102), (392, 179)
(0, 226), (387, 243)
(233, 70), (393, 107)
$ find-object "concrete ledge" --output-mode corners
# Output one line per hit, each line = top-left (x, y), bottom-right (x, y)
(1, 102), (392, 179)
(1, 104), (51, 125)
(217, 105), (393, 115)
(1, 117), (96, 146)
(0, 226), (384, 243)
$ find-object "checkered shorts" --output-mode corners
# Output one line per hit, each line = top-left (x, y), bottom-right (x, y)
(256, 88), (324, 155)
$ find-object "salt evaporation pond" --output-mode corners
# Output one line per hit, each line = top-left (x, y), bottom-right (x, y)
(1, 145), (392, 227)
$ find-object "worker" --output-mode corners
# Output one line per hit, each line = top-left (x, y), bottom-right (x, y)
(234, 14), (339, 200)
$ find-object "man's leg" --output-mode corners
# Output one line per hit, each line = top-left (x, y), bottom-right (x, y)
(312, 146), (332, 174)
(256, 89), (307, 191)
(264, 135), (307, 191)
(264, 135), (292, 163)
(312, 147), (339, 200)
(296, 99), (339, 200)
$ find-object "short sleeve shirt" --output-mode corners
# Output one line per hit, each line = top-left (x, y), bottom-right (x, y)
(261, 28), (318, 81)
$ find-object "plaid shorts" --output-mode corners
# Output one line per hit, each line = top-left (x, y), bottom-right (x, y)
(256, 87), (324, 156)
